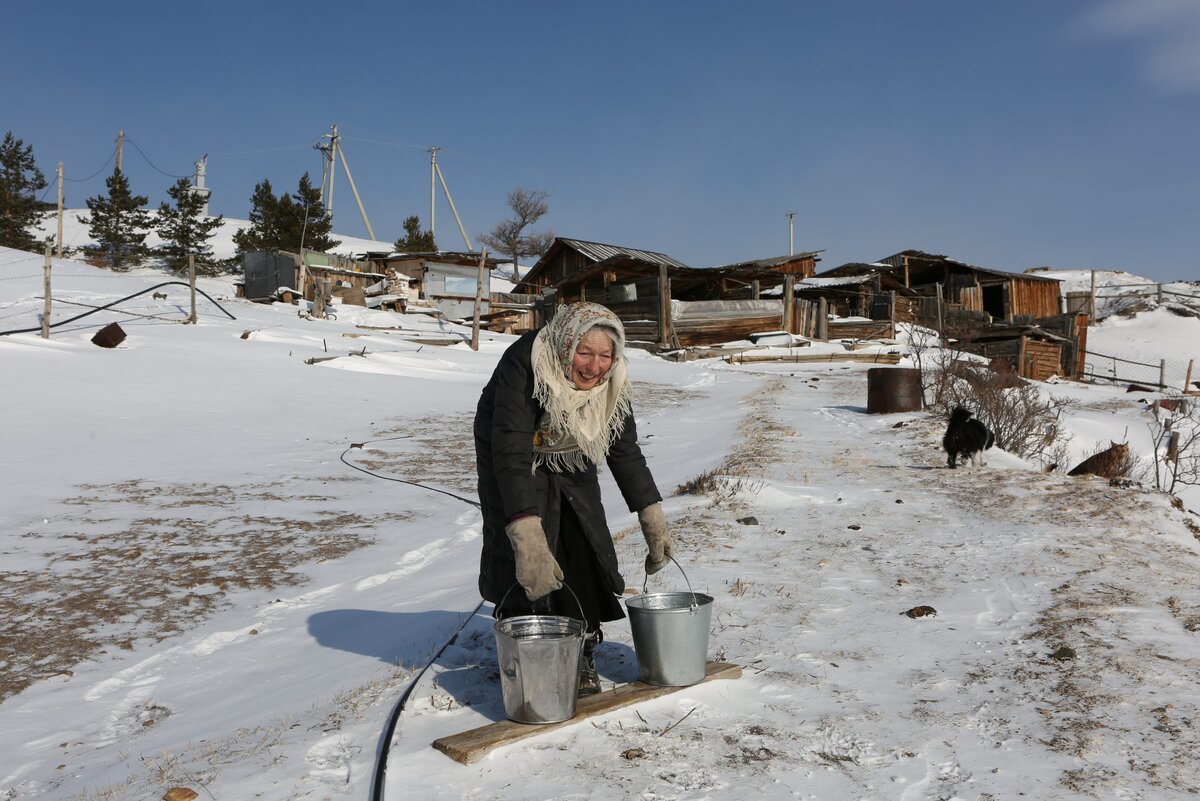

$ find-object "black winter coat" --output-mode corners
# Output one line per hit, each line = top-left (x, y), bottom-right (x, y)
(474, 331), (662, 603)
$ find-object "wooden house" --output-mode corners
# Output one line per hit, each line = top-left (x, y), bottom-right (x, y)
(798, 251), (1080, 379)
(516, 238), (824, 348)
(817, 250), (1062, 323)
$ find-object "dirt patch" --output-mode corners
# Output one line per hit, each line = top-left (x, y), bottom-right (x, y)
(0, 479), (404, 702)
(356, 412), (479, 495)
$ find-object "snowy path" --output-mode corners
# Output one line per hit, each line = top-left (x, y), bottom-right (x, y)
(389, 366), (1200, 800)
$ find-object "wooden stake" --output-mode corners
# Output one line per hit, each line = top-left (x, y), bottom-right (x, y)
(56, 162), (64, 258)
(470, 247), (488, 352)
(1184, 359), (1194, 394)
(782, 274), (795, 333)
(42, 246), (52, 339)
(188, 254), (197, 324)
(1089, 270), (1097, 322)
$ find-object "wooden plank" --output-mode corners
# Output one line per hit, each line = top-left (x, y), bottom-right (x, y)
(432, 661), (742, 765)
(725, 352), (902, 365)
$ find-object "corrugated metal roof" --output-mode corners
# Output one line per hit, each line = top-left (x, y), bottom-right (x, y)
(797, 274), (874, 288)
(708, 251), (823, 271)
(557, 238), (691, 270)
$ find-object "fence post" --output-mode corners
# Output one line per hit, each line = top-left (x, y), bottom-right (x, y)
(935, 282), (944, 341)
(42, 246), (52, 339)
(1160, 359), (1167, 390)
(817, 297), (828, 340)
(1185, 359), (1194, 393)
(470, 247), (488, 352)
(1090, 270), (1097, 322)
(188, 254), (197, 324)
(657, 265), (671, 348)
(782, 274), (795, 333)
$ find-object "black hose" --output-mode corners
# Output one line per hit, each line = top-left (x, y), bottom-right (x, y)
(369, 599), (485, 801)
(339, 437), (481, 509)
(0, 281), (236, 336)
(342, 433), (485, 799)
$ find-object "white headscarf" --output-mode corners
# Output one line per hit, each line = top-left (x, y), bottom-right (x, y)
(529, 303), (633, 472)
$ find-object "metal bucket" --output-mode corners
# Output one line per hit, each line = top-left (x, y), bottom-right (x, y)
(493, 584), (586, 724)
(625, 558), (713, 687)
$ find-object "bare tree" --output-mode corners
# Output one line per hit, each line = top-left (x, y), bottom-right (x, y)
(1148, 400), (1200, 495)
(478, 188), (554, 281)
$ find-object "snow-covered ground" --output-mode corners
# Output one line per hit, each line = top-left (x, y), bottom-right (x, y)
(2, 246), (1199, 800)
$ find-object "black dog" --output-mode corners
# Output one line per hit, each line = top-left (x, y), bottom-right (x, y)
(942, 406), (995, 469)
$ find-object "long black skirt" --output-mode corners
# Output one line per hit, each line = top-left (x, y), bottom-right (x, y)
(495, 502), (624, 633)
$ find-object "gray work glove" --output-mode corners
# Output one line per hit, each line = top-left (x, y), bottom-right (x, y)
(505, 516), (564, 601)
(638, 502), (673, 575)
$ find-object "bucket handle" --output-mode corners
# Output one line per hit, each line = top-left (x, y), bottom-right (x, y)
(493, 580), (587, 630)
(642, 555), (699, 611)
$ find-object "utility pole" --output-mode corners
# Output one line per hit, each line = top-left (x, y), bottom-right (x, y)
(786, 211), (796, 256)
(316, 124), (339, 214)
(116, 130), (124, 172)
(55, 162), (64, 258)
(429, 147), (441, 242)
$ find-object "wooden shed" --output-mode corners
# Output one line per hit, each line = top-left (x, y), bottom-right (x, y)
(518, 238), (825, 348)
(955, 324), (1071, 382)
(363, 250), (507, 321)
(875, 250), (1062, 321)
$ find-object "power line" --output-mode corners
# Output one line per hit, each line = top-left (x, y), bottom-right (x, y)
(123, 137), (189, 179)
(63, 148), (116, 182)
(208, 143), (314, 158)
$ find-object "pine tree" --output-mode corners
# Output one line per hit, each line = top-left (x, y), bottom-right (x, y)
(81, 168), (152, 271)
(394, 215), (436, 252)
(232, 173), (339, 255)
(156, 177), (225, 275)
(232, 179), (279, 254)
(281, 173), (338, 253)
(0, 131), (49, 252)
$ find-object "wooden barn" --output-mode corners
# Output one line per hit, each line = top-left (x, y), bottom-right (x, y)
(516, 238), (825, 348)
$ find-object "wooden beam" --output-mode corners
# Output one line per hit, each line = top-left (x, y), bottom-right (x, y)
(658, 265), (671, 348)
(432, 661), (742, 765)
(782, 274), (795, 333)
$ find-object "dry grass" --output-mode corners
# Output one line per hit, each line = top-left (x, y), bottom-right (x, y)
(672, 379), (787, 502)
(0, 479), (407, 702)
(356, 412), (478, 494)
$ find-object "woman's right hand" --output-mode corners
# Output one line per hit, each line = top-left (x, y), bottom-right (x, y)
(504, 516), (564, 601)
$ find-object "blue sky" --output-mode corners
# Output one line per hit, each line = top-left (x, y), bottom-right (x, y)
(4, 1), (1198, 280)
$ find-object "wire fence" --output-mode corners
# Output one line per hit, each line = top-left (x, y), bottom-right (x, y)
(1082, 350), (1196, 392)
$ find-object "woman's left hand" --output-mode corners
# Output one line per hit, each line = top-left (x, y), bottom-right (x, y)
(638, 502), (673, 574)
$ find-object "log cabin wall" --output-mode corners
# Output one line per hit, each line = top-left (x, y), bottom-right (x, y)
(1008, 278), (1062, 319)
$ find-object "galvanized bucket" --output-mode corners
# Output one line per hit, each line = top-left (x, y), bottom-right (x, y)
(493, 583), (586, 724)
(625, 557), (713, 687)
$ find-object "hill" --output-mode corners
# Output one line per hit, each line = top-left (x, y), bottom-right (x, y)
(1, 248), (1199, 799)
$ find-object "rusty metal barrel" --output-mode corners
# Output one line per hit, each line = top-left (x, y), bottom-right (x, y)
(866, 367), (923, 414)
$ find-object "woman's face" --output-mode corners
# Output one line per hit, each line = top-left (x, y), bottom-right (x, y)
(571, 328), (614, 390)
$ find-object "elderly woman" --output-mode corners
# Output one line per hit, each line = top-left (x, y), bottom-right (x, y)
(474, 302), (672, 695)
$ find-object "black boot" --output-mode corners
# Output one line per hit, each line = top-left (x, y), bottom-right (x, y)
(579, 629), (602, 696)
